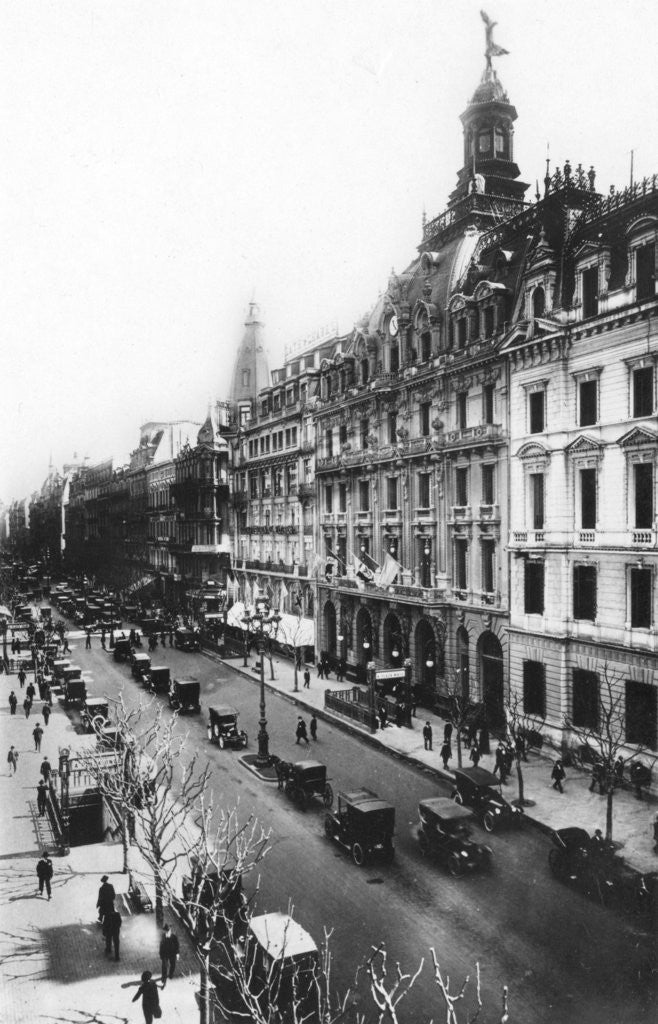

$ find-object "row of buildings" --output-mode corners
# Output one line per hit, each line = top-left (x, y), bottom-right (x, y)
(4, 26), (657, 752)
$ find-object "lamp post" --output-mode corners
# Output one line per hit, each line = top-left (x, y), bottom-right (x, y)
(242, 599), (281, 766)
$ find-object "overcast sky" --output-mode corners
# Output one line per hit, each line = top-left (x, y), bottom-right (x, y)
(2, 0), (657, 503)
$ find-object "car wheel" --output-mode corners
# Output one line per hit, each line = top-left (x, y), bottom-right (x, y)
(351, 842), (366, 867)
(418, 829), (430, 857)
(483, 811), (496, 833)
(241, 732), (248, 748)
(219, 736), (225, 750)
(323, 784), (333, 808)
(452, 791), (463, 805)
(92, 715), (105, 734)
(448, 853), (464, 877)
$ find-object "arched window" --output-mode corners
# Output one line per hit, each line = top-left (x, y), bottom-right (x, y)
(532, 286), (545, 318)
(360, 357), (369, 384)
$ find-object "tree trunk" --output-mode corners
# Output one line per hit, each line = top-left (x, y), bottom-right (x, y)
(605, 781), (614, 843)
(455, 726), (463, 768)
(121, 807), (130, 873)
(199, 949), (212, 1024)
(293, 659), (298, 692)
(515, 755), (526, 806)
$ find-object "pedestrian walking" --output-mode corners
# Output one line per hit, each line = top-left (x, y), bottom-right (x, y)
(7, 745), (19, 775)
(469, 743), (481, 767)
(42, 702), (51, 725)
(317, 659), (324, 679)
(310, 713), (318, 741)
(440, 741), (452, 771)
(159, 924), (180, 985)
(423, 721), (433, 751)
(295, 716), (309, 745)
(589, 762), (605, 794)
(336, 660), (345, 682)
(551, 759), (566, 794)
(18, 666), (26, 689)
(26, 681), (36, 703)
(85, 628), (92, 650)
(97, 875), (116, 924)
(37, 779), (48, 816)
(101, 628), (107, 650)
(32, 722), (44, 752)
(103, 906), (122, 960)
(493, 743), (507, 782)
(132, 970), (161, 1023)
(36, 851), (53, 899)
(9, 690), (17, 715)
(378, 703), (388, 730)
(23, 696), (32, 719)
(169, 626), (174, 647)
(614, 757), (625, 787)
(40, 756), (52, 782)
(62, 634), (70, 654)
(303, 667), (311, 689)
(43, 681), (52, 706)
(515, 732), (528, 763)
(443, 722), (453, 745)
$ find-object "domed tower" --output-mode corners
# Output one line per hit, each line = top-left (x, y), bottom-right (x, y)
(450, 11), (528, 204)
(228, 300), (271, 425)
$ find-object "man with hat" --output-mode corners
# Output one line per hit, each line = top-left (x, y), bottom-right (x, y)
(96, 874), (116, 925)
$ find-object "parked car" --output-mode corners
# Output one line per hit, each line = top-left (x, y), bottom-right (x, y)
(131, 652), (151, 681)
(140, 616), (162, 636)
(175, 627), (201, 651)
(113, 637), (132, 662)
(169, 678), (201, 714)
(52, 658), (71, 681)
(243, 913), (319, 1015)
(451, 767), (524, 832)
(63, 676), (87, 708)
(178, 861), (245, 939)
(207, 705), (247, 749)
(324, 788), (395, 866)
(147, 665), (171, 694)
(417, 797), (493, 875)
(275, 759), (333, 810)
(80, 696), (109, 733)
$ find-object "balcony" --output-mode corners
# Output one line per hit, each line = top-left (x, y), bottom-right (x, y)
(451, 505), (472, 521)
(297, 483), (315, 500)
(579, 530), (596, 544)
(443, 424), (504, 450)
(478, 504), (500, 520)
(631, 529), (655, 546)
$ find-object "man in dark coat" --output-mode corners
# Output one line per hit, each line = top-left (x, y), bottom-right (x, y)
(97, 875), (116, 924)
(423, 721), (433, 751)
(295, 716), (309, 745)
(40, 757), (52, 782)
(36, 851), (53, 899)
(42, 702), (51, 725)
(303, 667), (311, 689)
(37, 779), (48, 816)
(17, 666), (26, 689)
(310, 713), (318, 741)
(132, 970), (161, 1024)
(8, 691), (17, 715)
(159, 923), (180, 985)
(23, 696), (32, 719)
(103, 907), (122, 960)
(32, 722), (44, 752)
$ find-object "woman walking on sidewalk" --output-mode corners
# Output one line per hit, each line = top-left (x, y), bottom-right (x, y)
(132, 970), (162, 1024)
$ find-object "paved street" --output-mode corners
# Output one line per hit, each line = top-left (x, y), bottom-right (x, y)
(61, 633), (656, 1024)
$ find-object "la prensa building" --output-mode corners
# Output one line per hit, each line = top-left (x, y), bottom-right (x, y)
(311, 24), (658, 753)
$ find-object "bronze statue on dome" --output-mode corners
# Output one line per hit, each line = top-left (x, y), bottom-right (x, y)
(480, 10), (509, 69)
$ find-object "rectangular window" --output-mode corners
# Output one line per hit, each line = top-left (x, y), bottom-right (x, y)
(630, 567), (652, 628)
(457, 392), (467, 429)
(388, 413), (397, 444)
(250, 477), (258, 499)
(572, 669), (599, 730)
(420, 402), (431, 437)
(483, 384), (495, 424)
(529, 391), (545, 434)
(524, 561), (544, 615)
(284, 429), (290, 447)
(484, 306), (495, 338)
(339, 423), (348, 446)
(421, 332), (432, 362)
(291, 427), (297, 446)
(455, 467), (468, 507)
(523, 661), (546, 717)
(481, 540), (495, 593)
(457, 319), (467, 348)
(360, 418), (369, 448)
(634, 463), (654, 528)
(338, 483), (347, 513)
(625, 680), (657, 749)
(579, 379), (598, 426)
(582, 265), (598, 318)
(455, 540), (468, 590)
(418, 473), (431, 509)
(580, 469), (597, 529)
(387, 477), (398, 510)
(325, 430), (333, 457)
(359, 480), (370, 512)
(636, 242), (655, 302)
(390, 345), (399, 373)
(325, 485), (333, 514)
(482, 464), (495, 505)
(531, 473), (544, 529)
(573, 564), (597, 620)
(633, 367), (654, 417)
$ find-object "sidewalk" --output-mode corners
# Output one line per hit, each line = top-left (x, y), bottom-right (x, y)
(0, 685), (200, 1024)
(217, 651), (658, 875)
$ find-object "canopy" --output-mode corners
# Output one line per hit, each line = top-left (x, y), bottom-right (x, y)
(226, 602), (314, 646)
(249, 913), (317, 961)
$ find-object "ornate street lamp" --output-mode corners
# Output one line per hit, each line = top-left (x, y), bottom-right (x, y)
(242, 598), (281, 765)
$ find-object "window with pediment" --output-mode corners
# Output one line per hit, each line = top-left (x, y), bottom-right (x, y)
(617, 427), (657, 532)
(626, 216), (657, 303)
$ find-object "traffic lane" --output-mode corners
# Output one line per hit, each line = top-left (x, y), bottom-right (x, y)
(72, 646), (655, 1023)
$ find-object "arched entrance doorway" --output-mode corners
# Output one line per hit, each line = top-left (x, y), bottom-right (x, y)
(456, 626), (470, 703)
(415, 618), (436, 703)
(355, 606), (373, 683)
(323, 602), (337, 658)
(383, 612), (403, 667)
(478, 631), (505, 731)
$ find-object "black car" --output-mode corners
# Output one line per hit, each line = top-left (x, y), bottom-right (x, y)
(147, 665), (171, 694)
(451, 767), (524, 832)
(169, 678), (201, 714)
(113, 637), (132, 662)
(179, 861), (245, 939)
(80, 696), (109, 733)
(417, 797), (493, 875)
(207, 705), (247, 749)
(276, 759), (333, 810)
(324, 788), (395, 866)
(175, 627), (200, 651)
(131, 652), (151, 681)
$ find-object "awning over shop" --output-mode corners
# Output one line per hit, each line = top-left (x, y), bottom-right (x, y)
(226, 602), (314, 647)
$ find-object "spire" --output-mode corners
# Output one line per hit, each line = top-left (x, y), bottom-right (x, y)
(227, 298), (271, 413)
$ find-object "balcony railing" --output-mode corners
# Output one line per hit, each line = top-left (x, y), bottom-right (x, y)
(631, 529), (655, 546)
(444, 424), (504, 448)
(579, 530), (596, 544)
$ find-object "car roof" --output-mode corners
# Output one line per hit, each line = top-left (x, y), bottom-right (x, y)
(150, 665), (169, 673)
(249, 912), (317, 960)
(419, 797), (474, 821)
(85, 697), (107, 706)
(175, 678), (198, 686)
(293, 760), (324, 771)
(133, 653), (150, 661)
(210, 705), (238, 717)
(454, 767), (500, 788)
(177, 626), (193, 633)
(339, 789), (392, 812)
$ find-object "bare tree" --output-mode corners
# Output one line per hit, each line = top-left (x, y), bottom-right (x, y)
(504, 691), (545, 808)
(564, 661), (656, 843)
(443, 674), (477, 768)
(275, 611), (307, 692)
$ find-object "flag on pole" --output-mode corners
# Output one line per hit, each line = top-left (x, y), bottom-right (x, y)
(374, 552), (402, 588)
(311, 554), (325, 578)
(279, 580), (288, 613)
(252, 581), (260, 602)
(325, 545), (347, 574)
(244, 579), (252, 606)
(352, 550), (379, 585)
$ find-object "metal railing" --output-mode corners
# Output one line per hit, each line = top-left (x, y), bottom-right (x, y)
(325, 686), (376, 731)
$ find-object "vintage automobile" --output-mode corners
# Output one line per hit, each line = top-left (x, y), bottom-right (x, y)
(243, 913), (319, 1015)
(63, 675), (87, 708)
(207, 705), (248, 749)
(174, 627), (201, 652)
(275, 759), (333, 810)
(80, 696), (109, 732)
(451, 767), (524, 832)
(548, 827), (655, 917)
(417, 797), (493, 875)
(324, 788), (395, 866)
(52, 658), (71, 681)
(131, 652), (151, 682)
(147, 665), (171, 694)
(178, 861), (245, 939)
(139, 616), (162, 636)
(113, 636), (132, 662)
(169, 678), (201, 714)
